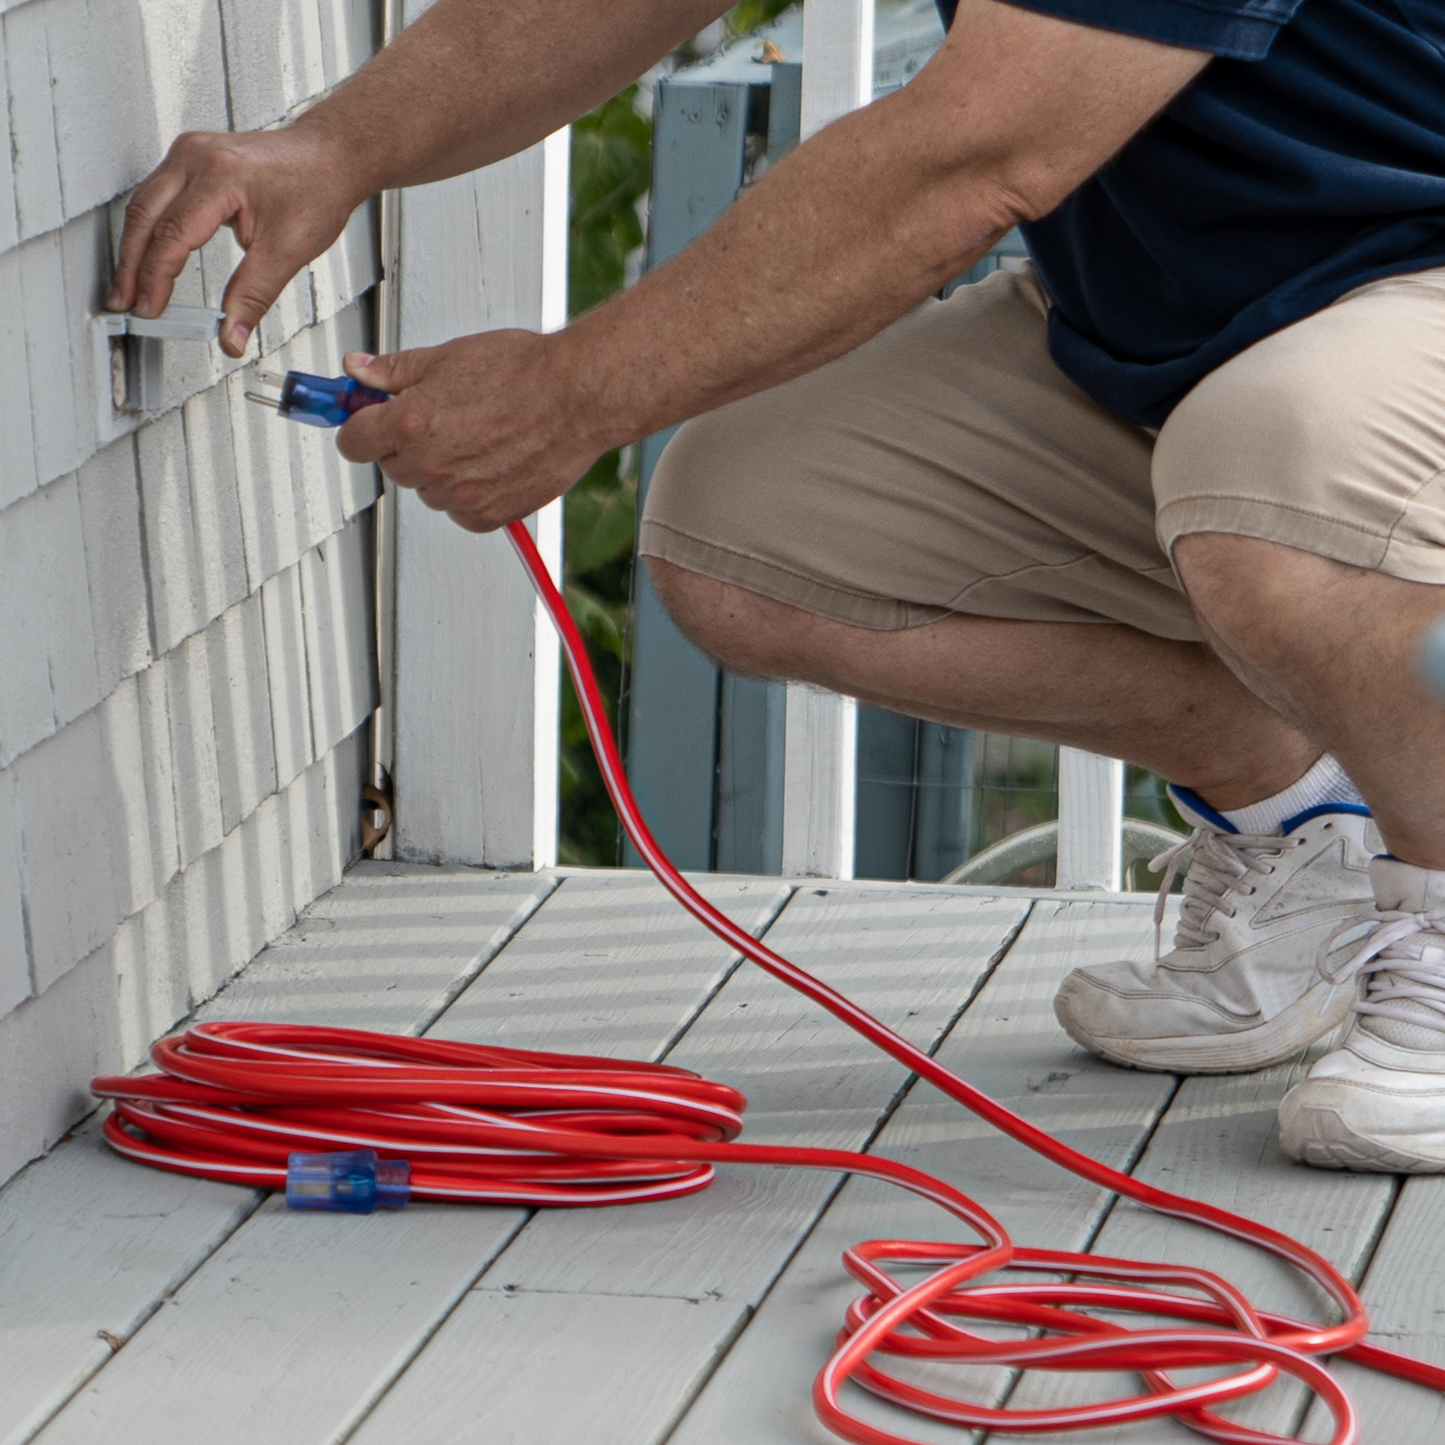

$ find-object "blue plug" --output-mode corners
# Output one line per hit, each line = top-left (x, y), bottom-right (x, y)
(285, 1148), (410, 1213)
(246, 370), (390, 428)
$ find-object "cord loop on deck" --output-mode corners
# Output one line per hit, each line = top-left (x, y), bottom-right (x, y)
(89, 520), (1445, 1445)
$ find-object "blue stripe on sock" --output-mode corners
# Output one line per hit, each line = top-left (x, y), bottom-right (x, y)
(1166, 784), (1238, 834)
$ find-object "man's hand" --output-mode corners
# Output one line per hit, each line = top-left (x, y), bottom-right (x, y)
(108, 125), (359, 357)
(336, 336), (604, 532)
(107, 0), (723, 359)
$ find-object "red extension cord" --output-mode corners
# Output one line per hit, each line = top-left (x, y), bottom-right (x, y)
(92, 518), (1445, 1445)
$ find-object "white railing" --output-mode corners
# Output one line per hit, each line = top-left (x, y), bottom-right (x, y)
(386, 130), (569, 870)
(776, 0), (1127, 887)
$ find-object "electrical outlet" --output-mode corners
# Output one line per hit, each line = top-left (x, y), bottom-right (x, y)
(92, 305), (224, 441)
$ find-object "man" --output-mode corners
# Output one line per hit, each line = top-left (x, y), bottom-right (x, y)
(113, 0), (1445, 1172)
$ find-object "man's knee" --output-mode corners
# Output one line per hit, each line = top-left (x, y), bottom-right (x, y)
(646, 557), (775, 676)
(1174, 531), (1336, 669)
(646, 555), (843, 682)
(646, 556), (728, 652)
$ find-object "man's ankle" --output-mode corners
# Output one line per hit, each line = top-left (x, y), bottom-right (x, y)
(1188, 754), (1365, 834)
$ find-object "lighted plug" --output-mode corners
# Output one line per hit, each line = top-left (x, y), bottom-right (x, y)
(246, 370), (390, 428)
(285, 1148), (410, 1213)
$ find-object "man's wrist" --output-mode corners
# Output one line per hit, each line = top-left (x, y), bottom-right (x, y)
(286, 109), (391, 213)
(549, 317), (646, 458)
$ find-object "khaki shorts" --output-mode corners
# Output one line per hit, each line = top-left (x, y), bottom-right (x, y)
(639, 264), (1445, 643)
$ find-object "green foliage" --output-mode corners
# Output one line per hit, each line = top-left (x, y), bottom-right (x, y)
(560, 6), (800, 863)
(568, 86), (651, 318)
(561, 88), (651, 864)
(724, 0), (799, 38)
(559, 450), (636, 866)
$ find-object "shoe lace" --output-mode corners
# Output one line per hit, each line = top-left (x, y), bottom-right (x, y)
(1148, 827), (1300, 960)
(1317, 909), (1445, 1030)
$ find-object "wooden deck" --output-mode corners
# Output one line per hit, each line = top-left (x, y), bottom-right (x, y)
(3, 863), (1443, 1445)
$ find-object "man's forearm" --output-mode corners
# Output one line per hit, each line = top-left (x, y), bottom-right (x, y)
(562, 1), (1208, 453)
(336, 0), (1208, 534)
(295, 0), (725, 204)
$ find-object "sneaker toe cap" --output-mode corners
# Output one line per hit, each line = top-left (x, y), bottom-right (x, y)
(1279, 1054), (1445, 1172)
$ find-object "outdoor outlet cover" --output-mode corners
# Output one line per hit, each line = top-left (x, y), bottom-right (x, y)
(93, 304), (224, 441)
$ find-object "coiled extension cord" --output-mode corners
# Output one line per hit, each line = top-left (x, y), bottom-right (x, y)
(93, 514), (1445, 1445)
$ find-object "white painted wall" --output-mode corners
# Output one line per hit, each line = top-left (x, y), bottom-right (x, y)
(0, 0), (384, 1187)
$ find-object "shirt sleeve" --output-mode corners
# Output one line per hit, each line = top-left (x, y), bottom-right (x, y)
(978, 0), (1305, 60)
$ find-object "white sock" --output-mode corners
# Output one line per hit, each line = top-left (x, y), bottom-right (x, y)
(1221, 754), (1366, 834)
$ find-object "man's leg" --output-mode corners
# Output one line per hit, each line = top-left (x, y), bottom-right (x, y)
(1175, 533), (1445, 866)
(647, 558), (1318, 808)
(1169, 532), (1445, 1170)
(649, 551), (1377, 1077)
(640, 264), (1381, 1083)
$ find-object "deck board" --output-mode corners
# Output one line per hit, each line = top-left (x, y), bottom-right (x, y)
(1005, 1049), (1396, 1445)
(0, 865), (554, 1445)
(5, 864), (1444, 1445)
(1298, 1176), (1445, 1443)
(346, 886), (1031, 1445)
(666, 896), (1178, 1445)
(24, 871), (785, 1445)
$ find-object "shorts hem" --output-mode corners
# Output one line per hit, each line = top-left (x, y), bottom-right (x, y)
(637, 519), (951, 631)
(1157, 495), (1445, 584)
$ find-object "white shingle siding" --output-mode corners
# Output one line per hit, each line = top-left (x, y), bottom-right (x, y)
(0, 0), (383, 1186)
(36, 474), (102, 729)
(0, 20), (19, 252)
(0, 768), (30, 1017)
(13, 710), (126, 994)
(183, 385), (250, 623)
(208, 591), (279, 834)
(219, 0), (327, 133)
(19, 232), (83, 485)
(78, 438), (154, 696)
(48, 0), (229, 222)
(4, 3), (64, 239)
(135, 657), (182, 898)
(0, 247), (39, 507)
(0, 487), (65, 766)
(165, 628), (226, 869)
(301, 512), (376, 759)
(98, 674), (165, 920)
(138, 409), (206, 655)
(261, 562), (316, 789)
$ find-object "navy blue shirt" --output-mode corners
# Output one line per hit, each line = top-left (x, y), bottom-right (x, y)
(937, 0), (1445, 427)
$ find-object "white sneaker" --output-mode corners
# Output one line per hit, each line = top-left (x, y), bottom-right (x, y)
(1053, 789), (1379, 1073)
(1279, 858), (1445, 1172)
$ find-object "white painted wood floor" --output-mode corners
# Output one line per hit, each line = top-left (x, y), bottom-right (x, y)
(4, 863), (1443, 1445)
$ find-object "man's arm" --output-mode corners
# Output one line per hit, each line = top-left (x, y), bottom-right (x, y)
(108, 0), (726, 353)
(337, 0), (1209, 530)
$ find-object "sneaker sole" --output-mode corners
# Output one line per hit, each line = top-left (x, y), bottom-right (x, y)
(1054, 978), (1352, 1075)
(1278, 1093), (1445, 1173)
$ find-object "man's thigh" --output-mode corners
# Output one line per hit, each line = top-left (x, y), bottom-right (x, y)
(639, 265), (1199, 642)
(1155, 267), (1445, 580)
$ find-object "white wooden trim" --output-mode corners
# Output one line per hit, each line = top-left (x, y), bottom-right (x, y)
(1056, 746), (1124, 890)
(779, 0), (874, 879)
(540, 128), (570, 336)
(390, 133), (567, 868)
(801, 0), (876, 136)
(781, 684), (857, 878)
